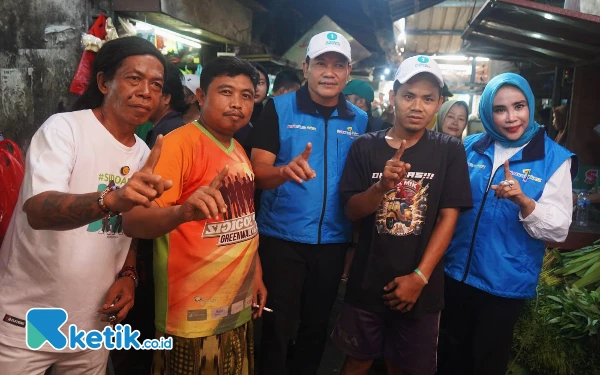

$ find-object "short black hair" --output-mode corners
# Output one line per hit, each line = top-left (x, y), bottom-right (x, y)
(393, 73), (443, 96)
(272, 70), (302, 92)
(200, 56), (259, 93)
(251, 62), (268, 82)
(163, 63), (189, 113)
(72, 37), (166, 111)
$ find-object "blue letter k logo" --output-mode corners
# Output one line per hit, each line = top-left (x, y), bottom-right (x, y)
(26, 308), (68, 350)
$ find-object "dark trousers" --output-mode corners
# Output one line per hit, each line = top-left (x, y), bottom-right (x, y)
(257, 235), (347, 375)
(438, 276), (525, 375)
(111, 239), (155, 375)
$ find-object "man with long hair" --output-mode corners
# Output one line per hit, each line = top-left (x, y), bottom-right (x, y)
(0, 36), (171, 374)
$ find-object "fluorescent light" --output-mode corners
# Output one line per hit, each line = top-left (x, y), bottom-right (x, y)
(532, 33), (542, 39)
(384, 68), (391, 75)
(544, 13), (554, 20)
(432, 55), (469, 61)
(380, 75), (386, 81)
(400, 47), (404, 52)
(134, 20), (202, 49)
(475, 57), (490, 61)
(438, 64), (472, 73)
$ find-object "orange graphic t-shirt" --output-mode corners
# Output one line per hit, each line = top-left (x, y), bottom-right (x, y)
(153, 121), (258, 338)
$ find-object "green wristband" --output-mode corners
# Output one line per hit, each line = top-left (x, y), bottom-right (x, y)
(414, 268), (428, 285)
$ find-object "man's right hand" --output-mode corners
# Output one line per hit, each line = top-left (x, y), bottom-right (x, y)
(104, 135), (173, 213)
(376, 140), (410, 191)
(281, 142), (316, 184)
(178, 165), (229, 222)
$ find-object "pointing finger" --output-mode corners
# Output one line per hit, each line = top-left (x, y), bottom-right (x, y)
(300, 143), (312, 161)
(140, 135), (164, 174)
(392, 140), (406, 162)
(209, 165), (229, 189)
(504, 160), (512, 180)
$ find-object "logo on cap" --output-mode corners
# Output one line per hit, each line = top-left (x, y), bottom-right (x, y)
(327, 33), (338, 41)
(417, 56), (429, 63)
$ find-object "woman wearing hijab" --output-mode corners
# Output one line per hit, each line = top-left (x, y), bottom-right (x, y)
(440, 73), (578, 375)
(433, 100), (469, 139)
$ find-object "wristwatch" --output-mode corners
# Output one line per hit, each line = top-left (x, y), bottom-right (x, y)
(98, 186), (119, 216)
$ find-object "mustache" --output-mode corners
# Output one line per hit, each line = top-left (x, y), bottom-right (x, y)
(223, 110), (245, 118)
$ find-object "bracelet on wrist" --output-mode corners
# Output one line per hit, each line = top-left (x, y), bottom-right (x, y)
(98, 186), (120, 217)
(118, 266), (139, 287)
(120, 273), (138, 288)
(414, 268), (428, 285)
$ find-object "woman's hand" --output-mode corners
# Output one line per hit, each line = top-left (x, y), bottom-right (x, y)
(492, 160), (535, 217)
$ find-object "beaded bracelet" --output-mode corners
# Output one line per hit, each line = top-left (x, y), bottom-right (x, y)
(121, 273), (138, 288)
(118, 266), (139, 288)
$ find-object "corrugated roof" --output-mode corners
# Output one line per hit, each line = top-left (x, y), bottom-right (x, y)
(460, 0), (600, 66)
(404, 3), (482, 55)
(387, 0), (446, 22)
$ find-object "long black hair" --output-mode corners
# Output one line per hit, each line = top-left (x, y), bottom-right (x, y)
(72, 37), (167, 111)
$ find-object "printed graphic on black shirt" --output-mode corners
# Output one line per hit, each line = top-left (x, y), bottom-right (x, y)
(375, 176), (431, 236)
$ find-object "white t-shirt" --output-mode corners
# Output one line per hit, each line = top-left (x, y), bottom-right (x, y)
(0, 110), (150, 351)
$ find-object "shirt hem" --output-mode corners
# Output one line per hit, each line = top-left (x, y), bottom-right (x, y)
(344, 298), (443, 317)
(0, 331), (84, 352)
(257, 229), (350, 245)
(159, 317), (251, 339)
(445, 271), (535, 299)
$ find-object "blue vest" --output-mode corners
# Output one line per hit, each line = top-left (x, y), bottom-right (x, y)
(445, 129), (577, 298)
(257, 86), (368, 244)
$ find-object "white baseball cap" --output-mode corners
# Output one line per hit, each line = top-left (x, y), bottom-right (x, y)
(394, 55), (444, 88)
(183, 74), (200, 93)
(306, 31), (351, 62)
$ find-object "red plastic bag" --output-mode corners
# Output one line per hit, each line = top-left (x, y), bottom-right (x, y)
(0, 141), (25, 246)
(69, 14), (108, 96)
(0, 140), (24, 166)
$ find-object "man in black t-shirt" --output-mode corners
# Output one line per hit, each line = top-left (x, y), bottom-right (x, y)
(332, 56), (473, 375)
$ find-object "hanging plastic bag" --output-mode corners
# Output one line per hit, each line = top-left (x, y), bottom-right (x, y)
(0, 139), (24, 167)
(69, 14), (108, 96)
(0, 142), (25, 246)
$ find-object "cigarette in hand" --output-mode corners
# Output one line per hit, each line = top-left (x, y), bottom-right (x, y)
(253, 304), (273, 312)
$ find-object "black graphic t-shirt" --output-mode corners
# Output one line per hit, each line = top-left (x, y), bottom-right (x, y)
(340, 129), (473, 316)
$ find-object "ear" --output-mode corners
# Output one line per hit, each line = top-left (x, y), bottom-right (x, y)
(347, 63), (353, 76)
(196, 87), (206, 107)
(97, 72), (110, 95)
(302, 60), (309, 80)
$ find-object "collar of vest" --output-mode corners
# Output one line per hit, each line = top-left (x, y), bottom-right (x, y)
(296, 84), (356, 119)
(473, 128), (546, 162)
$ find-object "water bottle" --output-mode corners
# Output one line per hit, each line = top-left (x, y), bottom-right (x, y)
(576, 191), (590, 227)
